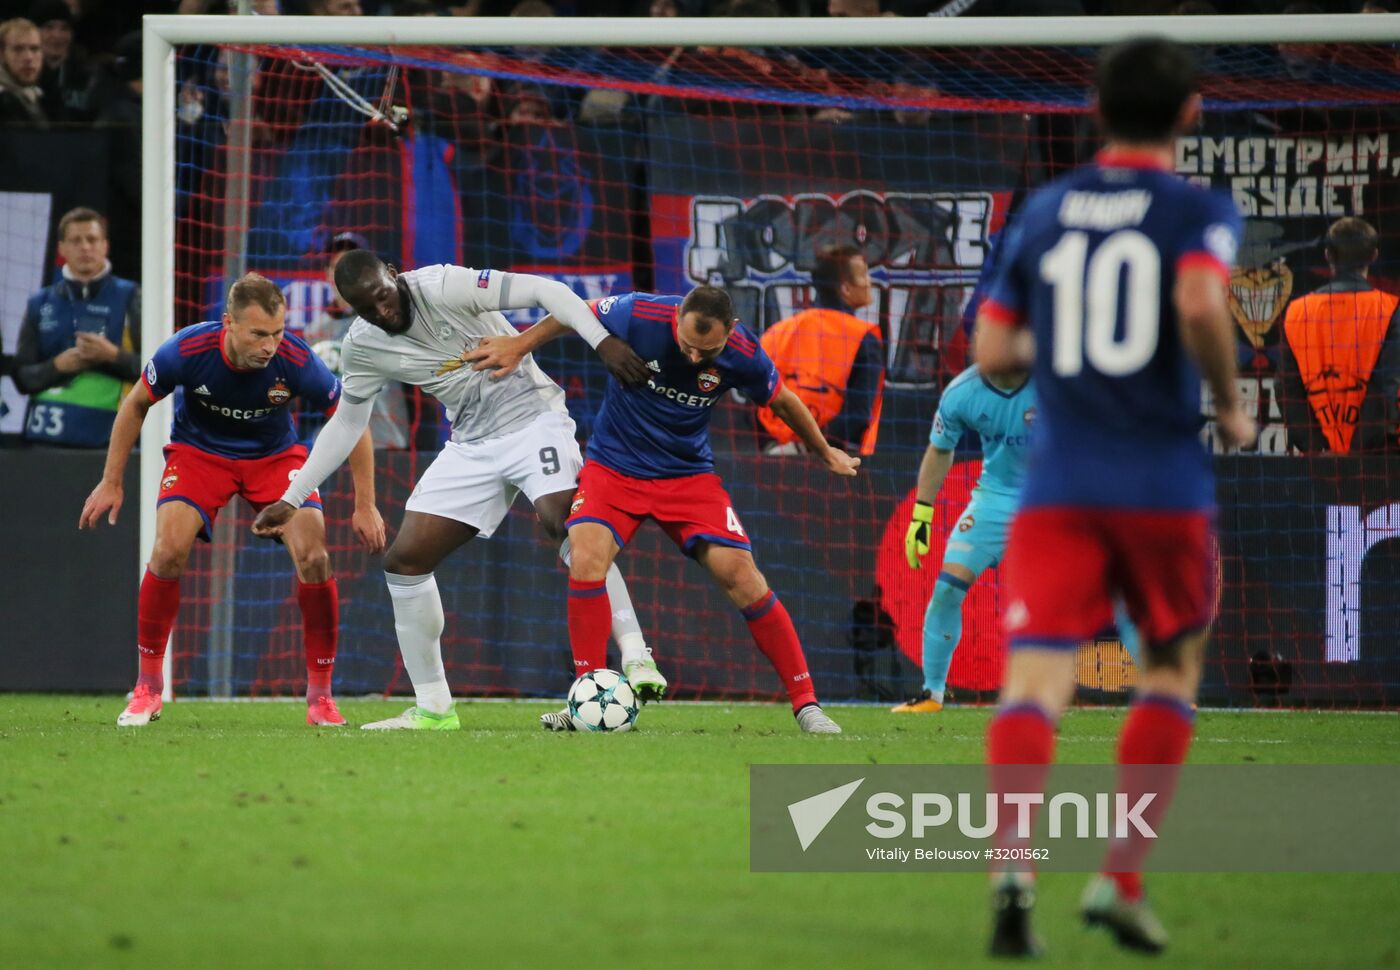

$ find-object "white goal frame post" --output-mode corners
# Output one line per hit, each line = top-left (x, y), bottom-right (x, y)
(140, 12), (1400, 697)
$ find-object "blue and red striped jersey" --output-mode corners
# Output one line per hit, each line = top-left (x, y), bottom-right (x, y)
(982, 150), (1242, 512)
(142, 321), (341, 459)
(585, 292), (781, 478)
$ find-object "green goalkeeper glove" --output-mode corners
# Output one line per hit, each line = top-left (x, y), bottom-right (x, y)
(905, 501), (934, 570)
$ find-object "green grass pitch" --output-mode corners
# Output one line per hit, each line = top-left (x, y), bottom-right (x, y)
(2, 696), (1397, 969)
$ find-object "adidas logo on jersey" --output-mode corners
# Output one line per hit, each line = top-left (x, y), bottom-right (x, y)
(647, 360), (661, 373)
(194, 385), (212, 396)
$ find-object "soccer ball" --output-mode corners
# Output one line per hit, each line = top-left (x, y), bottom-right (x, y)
(567, 669), (639, 733)
(310, 338), (343, 375)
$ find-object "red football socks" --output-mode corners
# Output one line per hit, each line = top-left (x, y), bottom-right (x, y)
(742, 592), (817, 711)
(986, 703), (1057, 868)
(297, 578), (339, 698)
(1104, 694), (1196, 901)
(987, 701), (1057, 765)
(136, 569), (181, 692)
(567, 578), (611, 674)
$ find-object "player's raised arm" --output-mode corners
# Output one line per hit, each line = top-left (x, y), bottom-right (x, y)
(463, 273), (649, 385)
(79, 382), (156, 529)
(767, 385), (861, 477)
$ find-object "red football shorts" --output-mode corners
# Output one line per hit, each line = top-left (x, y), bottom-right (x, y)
(1003, 507), (1215, 650)
(157, 442), (322, 542)
(565, 460), (751, 557)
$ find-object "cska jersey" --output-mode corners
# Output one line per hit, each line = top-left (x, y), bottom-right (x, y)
(981, 149), (1242, 512)
(142, 321), (341, 459)
(586, 292), (782, 478)
(929, 365), (1034, 500)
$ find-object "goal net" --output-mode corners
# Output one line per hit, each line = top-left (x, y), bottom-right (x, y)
(148, 16), (1400, 707)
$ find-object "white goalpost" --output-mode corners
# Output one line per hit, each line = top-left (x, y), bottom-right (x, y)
(139, 12), (1400, 703)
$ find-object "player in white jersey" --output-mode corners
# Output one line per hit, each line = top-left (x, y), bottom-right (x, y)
(253, 251), (663, 729)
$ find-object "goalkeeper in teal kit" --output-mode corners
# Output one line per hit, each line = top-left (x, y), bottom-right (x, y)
(895, 365), (1141, 712)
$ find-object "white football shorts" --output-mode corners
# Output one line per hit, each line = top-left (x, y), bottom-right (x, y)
(404, 410), (583, 538)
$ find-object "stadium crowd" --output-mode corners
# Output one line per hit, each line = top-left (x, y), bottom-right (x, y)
(1, 0), (1396, 454)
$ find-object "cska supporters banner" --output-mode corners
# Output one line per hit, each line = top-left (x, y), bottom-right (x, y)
(1183, 115), (1400, 455)
(644, 113), (1029, 387)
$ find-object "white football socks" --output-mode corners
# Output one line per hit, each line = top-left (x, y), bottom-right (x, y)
(384, 571), (453, 715)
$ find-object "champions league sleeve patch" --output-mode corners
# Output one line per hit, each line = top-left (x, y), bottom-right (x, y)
(144, 360), (157, 386)
(1204, 223), (1238, 265)
(477, 269), (491, 289)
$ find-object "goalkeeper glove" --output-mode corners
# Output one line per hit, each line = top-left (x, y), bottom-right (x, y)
(905, 501), (934, 570)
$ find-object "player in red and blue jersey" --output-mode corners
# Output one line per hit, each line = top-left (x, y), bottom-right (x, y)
(470, 285), (860, 733)
(79, 274), (384, 728)
(971, 38), (1256, 958)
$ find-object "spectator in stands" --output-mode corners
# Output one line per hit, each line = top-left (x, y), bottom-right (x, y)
(30, 0), (87, 120)
(1279, 216), (1400, 455)
(756, 244), (885, 455)
(177, 0), (280, 12)
(11, 207), (142, 448)
(500, 80), (558, 125)
(0, 17), (51, 126)
(94, 31), (141, 281)
(308, 0), (363, 13)
(1277, 2), (1333, 82)
(303, 233), (410, 449)
(64, 0), (137, 60)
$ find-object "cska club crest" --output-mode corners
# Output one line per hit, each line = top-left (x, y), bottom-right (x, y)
(1023, 406), (1036, 427)
(161, 474), (178, 491)
(267, 380), (291, 406)
(570, 491), (586, 514)
(698, 368), (721, 393)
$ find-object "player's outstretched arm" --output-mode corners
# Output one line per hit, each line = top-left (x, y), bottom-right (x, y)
(483, 273), (648, 384)
(468, 305), (649, 385)
(252, 397), (375, 539)
(466, 315), (570, 378)
(905, 445), (955, 569)
(767, 386), (860, 477)
(79, 384), (154, 529)
(346, 427), (386, 553)
(1176, 265), (1257, 450)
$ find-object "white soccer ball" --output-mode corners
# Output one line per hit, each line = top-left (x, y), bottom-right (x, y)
(567, 669), (639, 733)
(311, 338), (343, 375)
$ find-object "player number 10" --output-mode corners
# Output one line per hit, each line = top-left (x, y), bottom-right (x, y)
(1040, 229), (1160, 378)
